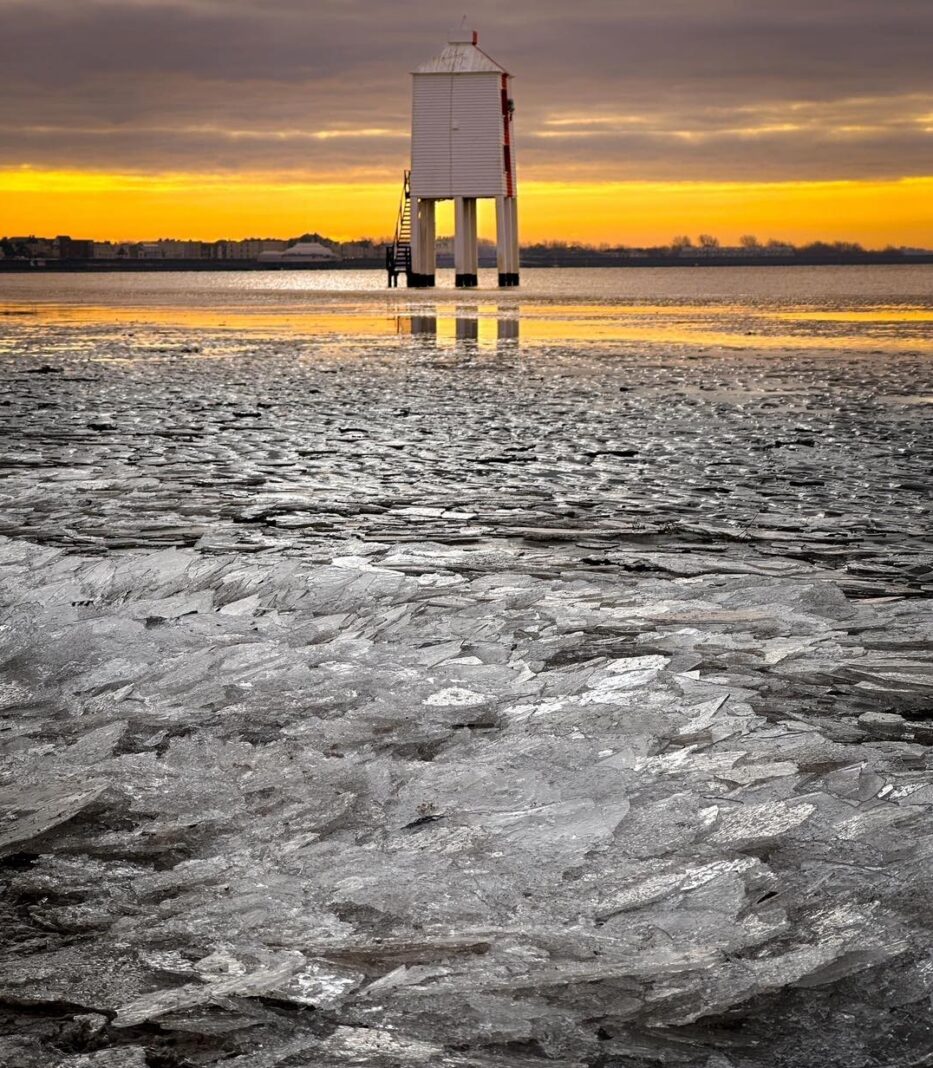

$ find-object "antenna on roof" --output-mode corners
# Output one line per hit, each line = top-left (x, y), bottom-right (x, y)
(449, 15), (477, 45)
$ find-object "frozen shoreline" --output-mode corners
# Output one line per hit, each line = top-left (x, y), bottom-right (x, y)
(1, 279), (932, 1065)
(2, 535), (931, 1067)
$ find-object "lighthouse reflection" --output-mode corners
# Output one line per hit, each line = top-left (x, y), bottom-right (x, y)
(455, 306), (479, 343)
(497, 315), (519, 342)
(403, 307), (519, 347)
(409, 312), (437, 338)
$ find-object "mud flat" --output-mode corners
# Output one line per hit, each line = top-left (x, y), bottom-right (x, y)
(0, 281), (932, 1067)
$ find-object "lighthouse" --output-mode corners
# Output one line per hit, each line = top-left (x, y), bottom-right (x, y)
(386, 27), (519, 288)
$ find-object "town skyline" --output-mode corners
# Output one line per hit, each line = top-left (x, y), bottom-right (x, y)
(4, 230), (931, 272)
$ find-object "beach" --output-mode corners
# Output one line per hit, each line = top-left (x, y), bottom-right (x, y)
(1, 265), (932, 1066)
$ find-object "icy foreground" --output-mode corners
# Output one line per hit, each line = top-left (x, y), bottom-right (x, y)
(1, 319), (932, 1067)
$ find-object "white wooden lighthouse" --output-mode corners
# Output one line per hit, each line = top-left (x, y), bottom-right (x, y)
(387, 27), (519, 288)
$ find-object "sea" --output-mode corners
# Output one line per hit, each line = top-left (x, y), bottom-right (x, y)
(1, 263), (931, 355)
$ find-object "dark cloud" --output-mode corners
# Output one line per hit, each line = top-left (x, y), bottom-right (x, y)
(0, 0), (930, 180)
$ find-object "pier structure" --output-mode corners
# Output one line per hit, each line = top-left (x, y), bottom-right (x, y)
(386, 27), (519, 288)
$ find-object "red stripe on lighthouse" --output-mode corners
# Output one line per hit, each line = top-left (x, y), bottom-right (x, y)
(501, 74), (514, 198)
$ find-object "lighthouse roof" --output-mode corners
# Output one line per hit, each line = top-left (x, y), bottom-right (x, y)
(413, 31), (508, 75)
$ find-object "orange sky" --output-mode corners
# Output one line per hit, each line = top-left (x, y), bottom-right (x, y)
(4, 168), (932, 247)
(3, 2), (932, 248)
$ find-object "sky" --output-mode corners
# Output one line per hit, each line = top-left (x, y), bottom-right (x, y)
(1, 0), (931, 245)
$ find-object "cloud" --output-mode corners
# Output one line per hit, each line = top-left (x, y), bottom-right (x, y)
(0, 0), (930, 182)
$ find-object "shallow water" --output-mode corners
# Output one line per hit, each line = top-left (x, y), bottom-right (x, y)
(2, 265), (932, 354)
(0, 266), (932, 1068)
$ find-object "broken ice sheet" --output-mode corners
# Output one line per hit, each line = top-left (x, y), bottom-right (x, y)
(1, 311), (932, 1065)
(0, 782), (109, 854)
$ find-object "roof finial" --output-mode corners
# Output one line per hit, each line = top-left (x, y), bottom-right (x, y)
(449, 16), (477, 45)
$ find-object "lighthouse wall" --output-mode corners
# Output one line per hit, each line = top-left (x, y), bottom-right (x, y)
(411, 72), (507, 199)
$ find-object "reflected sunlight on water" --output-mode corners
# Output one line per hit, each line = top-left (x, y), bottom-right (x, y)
(1, 265), (931, 355)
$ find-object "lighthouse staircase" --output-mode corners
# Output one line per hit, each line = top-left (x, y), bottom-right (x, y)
(386, 171), (412, 287)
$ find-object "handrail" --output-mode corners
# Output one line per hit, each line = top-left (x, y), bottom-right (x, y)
(387, 170), (413, 286)
(393, 171), (412, 252)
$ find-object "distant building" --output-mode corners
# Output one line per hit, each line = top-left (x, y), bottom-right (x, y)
(122, 239), (211, 259)
(214, 239), (288, 259)
(7, 236), (56, 259)
(55, 235), (94, 259)
(258, 241), (338, 263)
(92, 241), (138, 259)
(339, 240), (381, 260)
(88, 237), (292, 261)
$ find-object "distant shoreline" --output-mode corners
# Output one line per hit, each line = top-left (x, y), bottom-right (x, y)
(1, 253), (931, 273)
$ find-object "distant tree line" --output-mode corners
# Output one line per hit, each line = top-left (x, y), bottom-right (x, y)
(522, 234), (903, 255)
(515, 234), (929, 266)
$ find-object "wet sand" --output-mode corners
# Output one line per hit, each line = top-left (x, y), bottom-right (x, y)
(1, 268), (932, 1067)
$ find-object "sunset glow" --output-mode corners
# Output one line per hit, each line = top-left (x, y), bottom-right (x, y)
(2, 0), (931, 249)
(4, 168), (932, 247)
